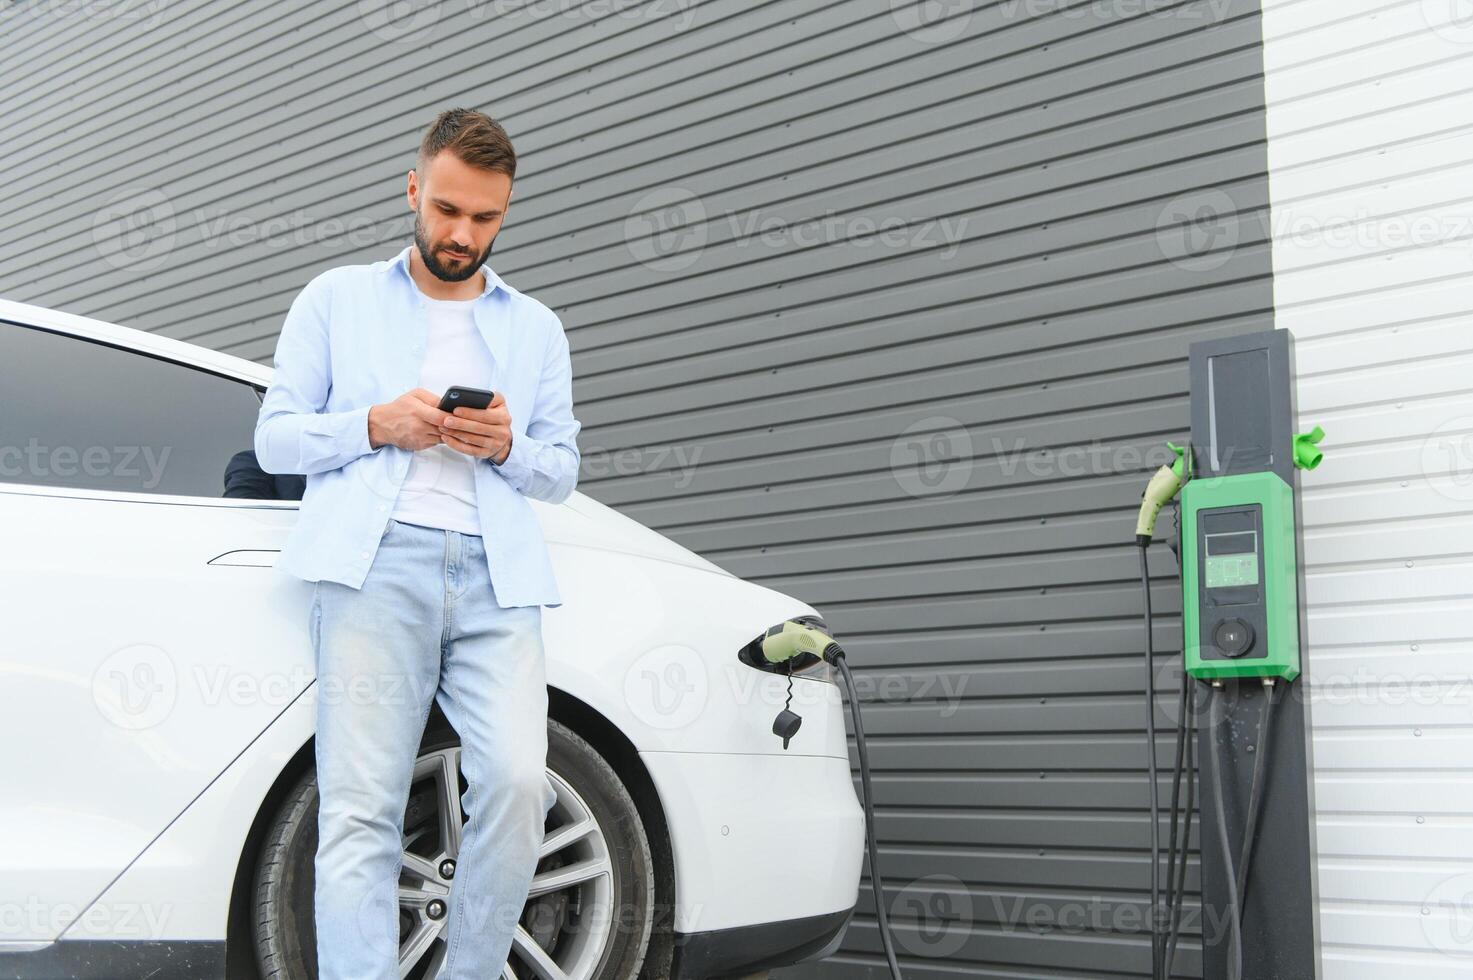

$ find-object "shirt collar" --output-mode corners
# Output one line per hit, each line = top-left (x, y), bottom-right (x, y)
(384, 243), (505, 299)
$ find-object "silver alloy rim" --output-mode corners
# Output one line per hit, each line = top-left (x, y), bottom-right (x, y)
(395, 746), (616, 979)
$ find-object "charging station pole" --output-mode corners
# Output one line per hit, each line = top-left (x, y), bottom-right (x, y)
(1185, 329), (1321, 980)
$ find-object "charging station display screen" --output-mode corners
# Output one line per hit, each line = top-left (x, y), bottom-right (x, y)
(1205, 530), (1260, 588)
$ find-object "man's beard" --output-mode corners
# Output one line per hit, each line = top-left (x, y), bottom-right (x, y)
(413, 211), (495, 282)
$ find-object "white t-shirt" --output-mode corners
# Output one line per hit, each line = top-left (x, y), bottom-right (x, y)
(390, 295), (496, 535)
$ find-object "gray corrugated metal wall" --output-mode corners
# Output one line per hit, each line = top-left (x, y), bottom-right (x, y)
(1, 0), (1276, 976)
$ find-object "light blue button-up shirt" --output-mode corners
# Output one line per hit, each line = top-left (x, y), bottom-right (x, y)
(254, 244), (581, 607)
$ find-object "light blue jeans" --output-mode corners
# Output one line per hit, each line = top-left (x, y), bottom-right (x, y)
(309, 518), (557, 980)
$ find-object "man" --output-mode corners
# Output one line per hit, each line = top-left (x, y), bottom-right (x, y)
(254, 108), (580, 980)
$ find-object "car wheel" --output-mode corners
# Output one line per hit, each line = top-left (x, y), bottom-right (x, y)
(252, 716), (655, 979)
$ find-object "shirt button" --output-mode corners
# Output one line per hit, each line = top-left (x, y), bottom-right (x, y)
(378, 504), (387, 512)
(360, 551), (370, 559)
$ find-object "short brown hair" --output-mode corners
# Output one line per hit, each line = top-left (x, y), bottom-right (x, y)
(417, 108), (516, 180)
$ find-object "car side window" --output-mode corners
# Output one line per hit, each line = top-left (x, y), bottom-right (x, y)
(0, 320), (302, 500)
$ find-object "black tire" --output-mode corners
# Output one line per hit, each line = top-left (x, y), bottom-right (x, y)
(252, 715), (655, 979)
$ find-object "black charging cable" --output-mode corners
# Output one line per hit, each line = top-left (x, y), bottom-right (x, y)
(1205, 696), (1245, 980)
(1136, 542), (1164, 980)
(824, 646), (906, 980)
(1144, 499), (1199, 980)
(1159, 499), (1193, 980)
(1161, 674), (1196, 978)
(1203, 677), (1280, 980)
(1237, 680), (1279, 908)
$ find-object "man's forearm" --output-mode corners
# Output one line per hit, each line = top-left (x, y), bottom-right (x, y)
(490, 430), (578, 504)
(255, 404), (377, 475)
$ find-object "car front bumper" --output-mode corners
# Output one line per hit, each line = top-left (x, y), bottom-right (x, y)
(639, 747), (865, 955)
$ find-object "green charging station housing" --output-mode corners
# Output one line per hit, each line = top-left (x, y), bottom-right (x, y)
(1181, 330), (1321, 682)
(1183, 472), (1301, 680)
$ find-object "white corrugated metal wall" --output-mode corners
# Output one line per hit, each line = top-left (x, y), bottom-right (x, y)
(1262, 0), (1473, 975)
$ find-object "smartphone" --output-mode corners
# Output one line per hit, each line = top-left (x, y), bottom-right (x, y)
(437, 385), (496, 413)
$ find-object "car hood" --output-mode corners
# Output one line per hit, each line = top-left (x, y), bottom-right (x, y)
(550, 491), (735, 578)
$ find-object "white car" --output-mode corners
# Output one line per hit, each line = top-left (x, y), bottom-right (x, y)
(0, 297), (865, 980)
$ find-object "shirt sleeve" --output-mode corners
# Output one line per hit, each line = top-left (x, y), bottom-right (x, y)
(254, 271), (381, 476)
(489, 311), (581, 504)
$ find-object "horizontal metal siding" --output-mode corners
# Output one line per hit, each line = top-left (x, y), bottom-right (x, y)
(1260, 0), (1473, 976)
(0, 1), (1279, 977)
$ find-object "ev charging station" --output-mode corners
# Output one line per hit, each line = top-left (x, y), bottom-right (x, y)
(1138, 329), (1326, 980)
(758, 328), (1334, 980)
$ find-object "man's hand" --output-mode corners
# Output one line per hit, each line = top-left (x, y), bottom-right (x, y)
(438, 391), (512, 464)
(368, 388), (451, 451)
